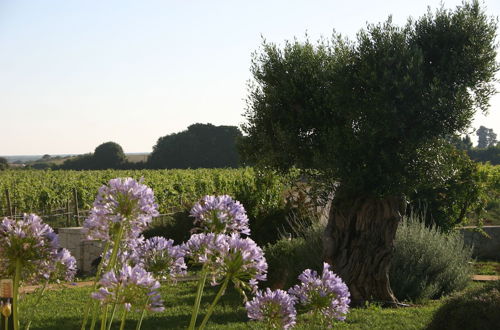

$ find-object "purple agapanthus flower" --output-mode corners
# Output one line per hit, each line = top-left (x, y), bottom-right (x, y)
(246, 288), (297, 329)
(0, 214), (61, 283)
(183, 233), (229, 264)
(132, 236), (187, 281)
(216, 234), (267, 292)
(190, 195), (250, 235)
(52, 248), (77, 282)
(83, 178), (159, 243)
(288, 263), (350, 323)
(92, 264), (164, 312)
(184, 233), (267, 293)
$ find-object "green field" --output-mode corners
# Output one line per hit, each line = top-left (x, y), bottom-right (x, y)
(20, 279), (442, 330)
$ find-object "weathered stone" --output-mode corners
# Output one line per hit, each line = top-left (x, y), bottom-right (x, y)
(58, 227), (103, 274)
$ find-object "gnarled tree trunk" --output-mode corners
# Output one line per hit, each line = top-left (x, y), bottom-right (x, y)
(323, 194), (406, 306)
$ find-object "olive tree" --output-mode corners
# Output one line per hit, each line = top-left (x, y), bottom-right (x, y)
(241, 2), (497, 304)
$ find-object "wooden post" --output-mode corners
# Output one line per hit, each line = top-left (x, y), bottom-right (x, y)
(73, 188), (80, 226)
(66, 199), (71, 227)
(4, 188), (13, 218)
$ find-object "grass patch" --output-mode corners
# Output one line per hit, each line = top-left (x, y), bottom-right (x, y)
(19, 280), (443, 329)
(473, 260), (500, 275)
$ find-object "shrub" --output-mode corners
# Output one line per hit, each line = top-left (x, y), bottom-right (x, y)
(389, 214), (473, 302)
(428, 281), (500, 330)
(142, 211), (194, 244)
(264, 214), (324, 290)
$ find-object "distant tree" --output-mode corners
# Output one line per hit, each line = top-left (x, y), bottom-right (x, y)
(240, 2), (497, 304)
(148, 123), (242, 169)
(0, 157), (8, 170)
(31, 162), (54, 170)
(93, 142), (126, 169)
(58, 154), (95, 170)
(476, 125), (498, 148)
(468, 144), (500, 165)
(41, 154), (51, 160)
(448, 134), (473, 151)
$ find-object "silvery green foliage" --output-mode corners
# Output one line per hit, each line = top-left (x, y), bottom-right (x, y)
(390, 215), (472, 302)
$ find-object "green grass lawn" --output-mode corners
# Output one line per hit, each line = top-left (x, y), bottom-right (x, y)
(19, 280), (442, 330)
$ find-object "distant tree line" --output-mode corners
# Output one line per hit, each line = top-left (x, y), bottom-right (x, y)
(18, 123), (242, 170)
(450, 125), (499, 165)
(5, 123), (497, 171)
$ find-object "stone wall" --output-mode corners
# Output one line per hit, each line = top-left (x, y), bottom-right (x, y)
(461, 226), (500, 261)
(58, 227), (103, 274)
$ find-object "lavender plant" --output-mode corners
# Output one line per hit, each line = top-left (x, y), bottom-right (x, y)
(246, 288), (297, 329)
(81, 177), (159, 330)
(288, 263), (350, 326)
(0, 214), (75, 330)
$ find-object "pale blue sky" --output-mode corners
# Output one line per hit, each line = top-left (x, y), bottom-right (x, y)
(1, 0), (499, 155)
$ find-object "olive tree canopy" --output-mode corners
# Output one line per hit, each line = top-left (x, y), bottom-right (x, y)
(241, 1), (498, 304)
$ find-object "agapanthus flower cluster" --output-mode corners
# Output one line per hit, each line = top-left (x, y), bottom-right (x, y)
(83, 178), (159, 243)
(216, 234), (267, 292)
(288, 263), (350, 323)
(190, 195), (250, 235)
(0, 214), (61, 282)
(92, 264), (164, 312)
(184, 233), (267, 292)
(132, 236), (186, 281)
(51, 248), (77, 282)
(246, 288), (297, 329)
(183, 233), (228, 264)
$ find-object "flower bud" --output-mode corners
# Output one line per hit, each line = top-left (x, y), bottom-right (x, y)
(1, 301), (12, 318)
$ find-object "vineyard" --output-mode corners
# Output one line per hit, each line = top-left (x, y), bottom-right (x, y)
(0, 164), (499, 229)
(0, 168), (295, 229)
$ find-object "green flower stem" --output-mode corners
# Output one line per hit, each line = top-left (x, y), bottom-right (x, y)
(106, 284), (122, 330)
(188, 266), (208, 330)
(135, 298), (149, 330)
(13, 258), (21, 330)
(89, 302), (100, 330)
(25, 280), (48, 330)
(198, 275), (230, 330)
(100, 305), (109, 330)
(5, 313), (9, 330)
(106, 225), (125, 272)
(119, 308), (128, 330)
(106, 303), (117, 330)
(81, 241), (111, 330)
(97, 226), (125, 330)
